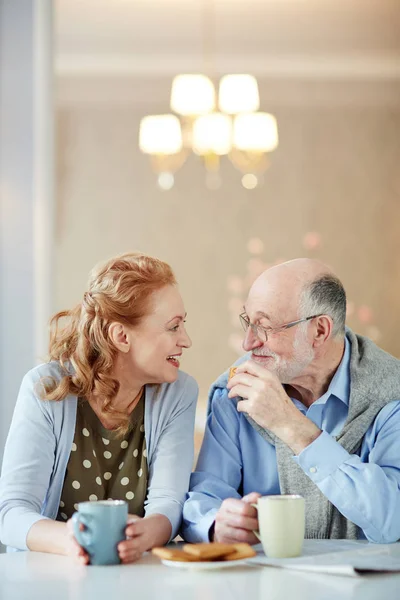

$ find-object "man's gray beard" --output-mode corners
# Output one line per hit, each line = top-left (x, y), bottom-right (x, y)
(254, 327), (314, 384)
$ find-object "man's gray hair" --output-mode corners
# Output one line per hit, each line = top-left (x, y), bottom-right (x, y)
(299, 274), (346, 337)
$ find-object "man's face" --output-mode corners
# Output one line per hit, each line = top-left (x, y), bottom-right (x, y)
(242, 276), (315, 383)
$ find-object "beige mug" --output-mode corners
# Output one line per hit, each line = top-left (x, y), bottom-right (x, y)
(252, 494), (305, 558)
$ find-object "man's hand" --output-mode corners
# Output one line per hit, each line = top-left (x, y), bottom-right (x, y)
(213, 492), (261, 545)
(227, 360), (321, 454)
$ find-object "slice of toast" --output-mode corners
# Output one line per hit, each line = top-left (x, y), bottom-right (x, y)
(153, 542), (256, 564)
(182, 542), (235, 560)
(222, 543), (257, 561)
(152, 547), (199, 562)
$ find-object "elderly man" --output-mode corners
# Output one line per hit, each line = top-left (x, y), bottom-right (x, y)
(182, 258), (400, 544)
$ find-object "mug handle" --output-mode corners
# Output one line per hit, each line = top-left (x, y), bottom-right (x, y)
(71, 512), (93, 550)
(251, 503), (262, 542)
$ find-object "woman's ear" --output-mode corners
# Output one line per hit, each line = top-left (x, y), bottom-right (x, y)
(109, 322), (131, 353)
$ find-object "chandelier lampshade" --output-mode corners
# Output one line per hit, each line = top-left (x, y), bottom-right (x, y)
(233, 112), (278, 152)
(218, 74), (260, 114)
(139, 115), (183, 155)
(192, 113), (232, 156)
(170, 74), (216, 116)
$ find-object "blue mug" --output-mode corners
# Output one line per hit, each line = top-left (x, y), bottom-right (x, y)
(72, 500), (128, 565)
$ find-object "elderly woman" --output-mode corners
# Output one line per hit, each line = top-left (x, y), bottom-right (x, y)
(0, 252), (198, 564)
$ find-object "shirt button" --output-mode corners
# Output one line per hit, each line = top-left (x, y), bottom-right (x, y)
(309, 467), (317, 474)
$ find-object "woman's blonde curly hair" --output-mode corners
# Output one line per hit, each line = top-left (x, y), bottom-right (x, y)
(41, 252), (176, 432)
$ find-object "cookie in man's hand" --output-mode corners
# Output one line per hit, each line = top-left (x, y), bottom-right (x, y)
(228, 366), (237, 381)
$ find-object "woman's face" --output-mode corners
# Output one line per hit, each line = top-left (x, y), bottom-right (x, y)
(127, 285), (192, 385)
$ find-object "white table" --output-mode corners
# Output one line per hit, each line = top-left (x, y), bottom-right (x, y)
(1, 548), (400, 600)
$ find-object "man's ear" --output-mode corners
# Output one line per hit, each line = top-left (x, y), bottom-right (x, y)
(108, 322), (131, 353)
(313, 315), (333, 348)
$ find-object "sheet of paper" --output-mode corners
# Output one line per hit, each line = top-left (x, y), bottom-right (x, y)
(248, 540), (400, 577)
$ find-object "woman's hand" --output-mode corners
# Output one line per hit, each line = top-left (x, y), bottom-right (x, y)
(65, 518), (90, 565)
(117, 513), (172, 564)
(117, 515), (146, 564)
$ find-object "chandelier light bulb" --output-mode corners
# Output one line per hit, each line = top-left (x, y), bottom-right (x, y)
(241, 174), (259, 189)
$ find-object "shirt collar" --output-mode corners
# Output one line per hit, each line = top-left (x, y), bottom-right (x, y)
(315, 334), (351, 407)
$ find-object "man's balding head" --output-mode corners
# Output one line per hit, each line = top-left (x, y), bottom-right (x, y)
(249, 259), (346, 337)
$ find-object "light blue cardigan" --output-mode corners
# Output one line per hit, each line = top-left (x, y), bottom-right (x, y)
(0, 362), (198, 551)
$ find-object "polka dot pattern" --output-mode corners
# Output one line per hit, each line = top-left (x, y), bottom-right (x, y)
(59, 394), (148, 520)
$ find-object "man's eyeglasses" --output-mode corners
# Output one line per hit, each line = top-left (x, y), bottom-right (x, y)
(239, 313), (323, 343)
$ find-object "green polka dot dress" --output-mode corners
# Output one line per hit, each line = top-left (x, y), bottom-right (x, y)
(56, 393), (148, 521)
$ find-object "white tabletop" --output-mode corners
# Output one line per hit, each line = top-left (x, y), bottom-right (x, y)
(1, 548), (400, 600)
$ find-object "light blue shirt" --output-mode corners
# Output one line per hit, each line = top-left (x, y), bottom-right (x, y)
(0, 361), (198, 551)
(182, 337), (400, 543)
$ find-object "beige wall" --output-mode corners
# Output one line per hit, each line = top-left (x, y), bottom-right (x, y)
(55, 78), (400, 418)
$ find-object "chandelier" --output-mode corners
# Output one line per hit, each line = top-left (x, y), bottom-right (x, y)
(138, 3), (278, 190)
